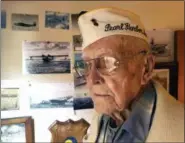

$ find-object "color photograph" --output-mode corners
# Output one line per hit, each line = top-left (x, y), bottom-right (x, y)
(12, 14), (39, 31)
(22, 41), (71, 74)
(73, 35), (83, 51)
(29, 82), (74, 109)
(45, 11), (69, 29)
(146, 29), (175, 63)
(152, 69), (170, 92)
(1, 88), (20, 111)
(1, 10), (6, 28)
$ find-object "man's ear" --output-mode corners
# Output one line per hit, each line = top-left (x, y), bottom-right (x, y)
(141, 54), (155, 85)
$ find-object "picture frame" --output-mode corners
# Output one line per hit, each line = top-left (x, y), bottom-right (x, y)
(1, 88), (20, 111)
(1, 116), (35, 142)
(22, 41), (71, 74)
(12, 13), (39, 31)
(154, 62), (178, 99)
(146, 29), (176, 63)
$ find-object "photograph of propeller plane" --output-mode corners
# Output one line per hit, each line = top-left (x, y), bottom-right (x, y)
(12, 14), (39, 31)
(23, 41), (71, 74)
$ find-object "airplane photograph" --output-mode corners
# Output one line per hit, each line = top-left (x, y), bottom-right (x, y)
(29, 82), (74, 109)
(22, 41), (71, 74)
(146, 29), (174, 63)
(12, 14), (39, 31)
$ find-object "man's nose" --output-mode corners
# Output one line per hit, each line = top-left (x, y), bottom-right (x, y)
(88, 63), (105, 85)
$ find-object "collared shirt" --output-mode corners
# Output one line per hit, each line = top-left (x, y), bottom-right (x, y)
(96, 81), (157, 143)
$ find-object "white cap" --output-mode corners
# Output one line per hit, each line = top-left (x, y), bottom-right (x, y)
(78, 7), (149, 50)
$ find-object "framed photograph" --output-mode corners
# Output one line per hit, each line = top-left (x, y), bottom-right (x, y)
(1, 116), (35, 142)
(152, 69), (169, 92)
(29, 82), (74, 109)
(73, 35), (83, 51)
(1, 10), (6, 28)
(1, 88), (20, 111)
(146, 29), (175, 63)
(154, 62), (178, 99)
(45, 11), (69, 30)
(22, 41), (71, 74)
(12, 14), (39, 31)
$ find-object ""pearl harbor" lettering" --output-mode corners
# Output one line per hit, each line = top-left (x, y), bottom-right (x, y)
(104, 23), (146, 36)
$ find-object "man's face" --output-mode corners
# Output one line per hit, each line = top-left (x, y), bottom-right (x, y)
(82, 35), (147, 115)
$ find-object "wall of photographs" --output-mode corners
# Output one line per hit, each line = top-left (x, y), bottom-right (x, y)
(1, 1), (184, 142)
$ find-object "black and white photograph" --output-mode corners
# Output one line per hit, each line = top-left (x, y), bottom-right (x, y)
(29, 82), (74, 109)
(73, 35), (83, 51)
(12, 14), (39, 31)
(45, 11), (69, 30)
(1, 123), (26, 142)
(1, 10), (6, 28)
(146, 29), (175, 63)
(152, 69), (170, 92)
(22, 41), (71, 74)
(74, 53), (89, 98)
(1, 88), (20, 111)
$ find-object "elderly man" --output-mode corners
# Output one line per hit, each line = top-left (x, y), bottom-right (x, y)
(75, 7), (184, 142)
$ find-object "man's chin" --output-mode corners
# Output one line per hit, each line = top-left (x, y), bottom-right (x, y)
(94, 104), (116, 115)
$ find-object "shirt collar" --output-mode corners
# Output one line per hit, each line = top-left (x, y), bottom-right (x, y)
(122, 81), (156, 141)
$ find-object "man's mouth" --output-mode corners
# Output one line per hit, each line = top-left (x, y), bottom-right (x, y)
(94, 93), (110, 97)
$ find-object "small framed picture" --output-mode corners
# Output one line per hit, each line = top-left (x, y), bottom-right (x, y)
(1, 88), (20, 111)
(154, 62), (178, 99)
(1, 116), (35, 142)
(45, 11), (70, 30)
(12, 13), (39, 31)
(146, 29), (176, 63)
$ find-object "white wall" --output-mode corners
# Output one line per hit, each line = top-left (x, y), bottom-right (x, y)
(1, 1), (184, 142)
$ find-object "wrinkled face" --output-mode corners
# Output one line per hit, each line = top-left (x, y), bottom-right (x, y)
(82, 35), (150, 116)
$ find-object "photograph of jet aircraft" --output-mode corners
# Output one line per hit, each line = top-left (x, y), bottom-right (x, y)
(12, 14), (39, 31)
(23, 41), (71, 74)
(45, 11), (69, 29)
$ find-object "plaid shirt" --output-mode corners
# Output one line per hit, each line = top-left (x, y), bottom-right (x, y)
(96, 81), (157, 143)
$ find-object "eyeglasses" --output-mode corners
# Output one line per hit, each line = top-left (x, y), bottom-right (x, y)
(74, 50), (150, 77)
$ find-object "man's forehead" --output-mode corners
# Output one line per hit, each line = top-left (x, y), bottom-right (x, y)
(82, 37), (138, 59)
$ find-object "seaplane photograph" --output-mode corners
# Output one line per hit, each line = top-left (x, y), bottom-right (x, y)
(12, 14), (39, 31)
(22, 41), (71, 74)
